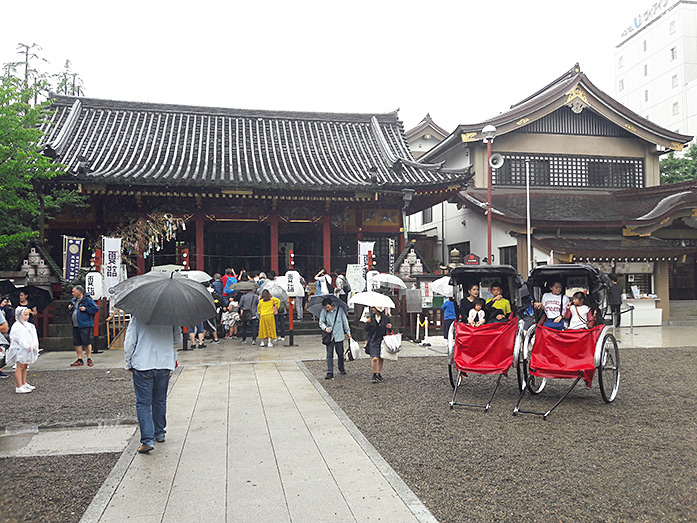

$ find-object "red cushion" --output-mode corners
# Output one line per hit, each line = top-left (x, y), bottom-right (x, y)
(529, 325), (604, 387)
(452, 317), (517, 375)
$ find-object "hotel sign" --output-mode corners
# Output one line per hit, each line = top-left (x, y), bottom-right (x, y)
(621, 0), (670, 38)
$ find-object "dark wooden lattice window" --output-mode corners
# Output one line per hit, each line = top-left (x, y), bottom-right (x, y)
(494, 153), (643, 188)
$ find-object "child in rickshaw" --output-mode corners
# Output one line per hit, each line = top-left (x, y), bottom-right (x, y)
(563, 291), (596, 329)
(485, 282), (511, 323)
(467, 298), (486, 327)
(534, 281), (570, 330)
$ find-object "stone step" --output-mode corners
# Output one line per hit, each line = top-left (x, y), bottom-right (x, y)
(669, 320), (697, 327)
(40, 337), (75, 352)
(48, 323), (73, 337)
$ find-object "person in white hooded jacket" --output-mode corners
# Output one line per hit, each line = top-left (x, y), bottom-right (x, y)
(7, 306), (39, 393)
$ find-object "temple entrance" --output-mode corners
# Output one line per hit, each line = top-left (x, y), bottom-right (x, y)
(204, 222), (270, 276)
(279, 222), (323, 279)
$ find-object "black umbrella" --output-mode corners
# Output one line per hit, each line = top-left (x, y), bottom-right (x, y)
(113, 272), (216, 326)
(306, 294), (347, 318)
(13, 286), (53, 312)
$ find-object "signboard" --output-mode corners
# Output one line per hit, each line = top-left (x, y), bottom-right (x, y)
(465, 253), (480, 265)
(358, 241), (375, 270)
(284, 270), (305, 297)
(388, 238), (396, 274)
(102, 237), (122, 301)
(85, 272), (103, 300)
(63, 236), (84, 282)
(420, 281), (433, 308)
(366, 269), (379, 291)
(621, 0), (669, 39)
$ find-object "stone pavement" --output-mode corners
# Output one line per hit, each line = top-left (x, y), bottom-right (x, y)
(4, 325), (694, 522)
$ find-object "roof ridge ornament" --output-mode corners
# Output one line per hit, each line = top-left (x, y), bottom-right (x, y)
(565, 86), (589, 114)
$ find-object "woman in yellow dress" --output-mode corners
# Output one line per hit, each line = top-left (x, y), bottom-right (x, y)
(257, 289), (280, 347)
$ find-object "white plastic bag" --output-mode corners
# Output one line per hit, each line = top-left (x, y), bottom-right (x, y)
(346, 338), (361, 361)
(382, 333), (402, 354)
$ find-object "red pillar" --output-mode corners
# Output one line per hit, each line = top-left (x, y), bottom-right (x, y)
(195, 214), (205, 271)
(270, 215), (279, 274)
(136, 246), (145, 275)
(323, 215), (331, 271)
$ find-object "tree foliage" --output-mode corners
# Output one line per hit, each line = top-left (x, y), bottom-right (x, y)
(0, 76), (83, 269)
(660, 144), (697, 184)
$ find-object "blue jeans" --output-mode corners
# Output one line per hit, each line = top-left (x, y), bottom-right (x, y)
(326, 340), (345, 375)
(275, 314), (285, 338)
(132, 369), (171, 446)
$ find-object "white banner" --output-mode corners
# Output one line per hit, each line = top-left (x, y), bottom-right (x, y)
(358, 241), (375, 270)
(420, 281), (433, 309)
(102, 237), (122, 300)
(85, 272), (103, 300)
(284, 270), (305, 297)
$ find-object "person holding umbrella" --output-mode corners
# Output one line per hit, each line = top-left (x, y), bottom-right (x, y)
(115, 271), (215, 454)
(68, 285), (99, 367)
(365, 306), (392, 384)
(318, 296), (351, 380)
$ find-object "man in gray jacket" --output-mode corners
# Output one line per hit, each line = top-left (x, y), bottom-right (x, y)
(124, 315), (181, 454)
(319, 298), (351, 380)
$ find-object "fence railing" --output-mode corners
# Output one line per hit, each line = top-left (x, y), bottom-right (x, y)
(106, 308), (130, 348)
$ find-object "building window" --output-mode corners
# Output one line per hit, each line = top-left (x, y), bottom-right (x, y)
(644, 64), (648, 76)
(494, 153), (644, 189)
(619, 79), (624, 91)
(422, 207), (432, 224)
(499, 246), (517, 268)
(643, 40), (647, 52)
(670, 20), (676, 34)
(618, 56), (624, 69)
(673, 102), (679, 115)
(671, 47), (677, 60)
(448, 242), (470, 258)
(644, 90), (649, 102)
(672, 74), (678, 88)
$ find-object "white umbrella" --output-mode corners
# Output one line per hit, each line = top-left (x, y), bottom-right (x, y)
(180, 270), (213, 283)
(430, 276), (454, 297)
(348, 291), (396, 309)
(372, 273), (407, 290)
(150, 264), (184, 273)
(260, 279), (288, 301)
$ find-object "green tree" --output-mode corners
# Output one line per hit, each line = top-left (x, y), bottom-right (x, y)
(54, 59), (85, 96)
(0, 76), (83, 269)
(660, 143), (697, 184)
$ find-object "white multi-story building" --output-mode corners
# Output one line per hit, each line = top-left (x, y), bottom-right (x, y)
(614, 0), (697, 143)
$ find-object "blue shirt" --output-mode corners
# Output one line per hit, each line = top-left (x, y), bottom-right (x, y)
(319, 307), (350, 342)
(124, 316), (181, 371)
(441, 300), (456, 320)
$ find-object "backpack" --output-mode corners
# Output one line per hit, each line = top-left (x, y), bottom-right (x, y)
(340, 275), (351, 294)
(223, 277), (237, 295)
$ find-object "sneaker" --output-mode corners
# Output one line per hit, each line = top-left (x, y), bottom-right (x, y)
(24, 383), (36, 390)
(155, 436), (166, 443)
(268, 342), (273, 347)
(371, 374), (379, 384)
(198, 343), (206, 349)
(339, 370), (346, 375)
(279, 337), (285, 341)
(325, 373), (334, 380)
(87, 358), (94, 367)
(242, 339), (247, 344)
(70, 359), (84, 367)
(252, 339), (256, 345)
(213, 339), (220, 344)
(16, 385), (32, 394)
(0, 371), (9, 379)
(377, 374), (384, 382)
(138, 444), (154, 454)
(260, 342), (266, 347)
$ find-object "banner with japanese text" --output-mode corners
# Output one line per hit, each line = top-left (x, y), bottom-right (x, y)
(358, 241), (375, 270)
(102, 237), (122, 300)
(62, 236), (84, 282)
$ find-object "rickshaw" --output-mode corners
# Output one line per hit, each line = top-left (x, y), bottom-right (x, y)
(514, 264), (620, 419)
(447, 265), (527, 411)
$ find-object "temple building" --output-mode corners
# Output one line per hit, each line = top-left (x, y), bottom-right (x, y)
(408, 64), (696, 322)
(40, 96), (471, 278)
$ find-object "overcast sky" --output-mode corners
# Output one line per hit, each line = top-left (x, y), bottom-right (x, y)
(1, 0), (643, 133)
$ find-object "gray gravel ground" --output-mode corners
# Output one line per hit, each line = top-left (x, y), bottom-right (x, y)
(307, 347), (697, 523)
(1, 369), (135, 522)
(2, 368), (136, 428)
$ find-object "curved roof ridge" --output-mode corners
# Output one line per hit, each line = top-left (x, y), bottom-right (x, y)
(404, 113), (449, 139)
(48, 93), (402, 124)
(509, 63), (582, 109)
(636, 190), (696, 220)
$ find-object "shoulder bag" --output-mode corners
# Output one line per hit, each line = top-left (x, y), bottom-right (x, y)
(321, 310), (339, 345)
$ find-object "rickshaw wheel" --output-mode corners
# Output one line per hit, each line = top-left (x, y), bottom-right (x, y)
(448, 364), (463, 389)
(598, 333), (620, 403)
(523, 327), (546, 394)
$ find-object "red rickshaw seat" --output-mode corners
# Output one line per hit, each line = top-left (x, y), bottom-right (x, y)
(453, 317), (518, 375)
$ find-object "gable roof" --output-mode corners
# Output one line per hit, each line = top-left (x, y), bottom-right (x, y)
(404, 113), (449, 140)
(40, 95), (470, 194)
(422, 64), (693, 162)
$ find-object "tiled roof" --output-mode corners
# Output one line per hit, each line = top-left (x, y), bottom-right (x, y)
(533, 234), (695, 258)
(422, 64), (693, 162)
(404, 113), (449, 140)
(41, 95), (470, 193)
(458, 180), (697, 227)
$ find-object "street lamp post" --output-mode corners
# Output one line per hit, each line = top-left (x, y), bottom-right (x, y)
(482, 125), (497, 265)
